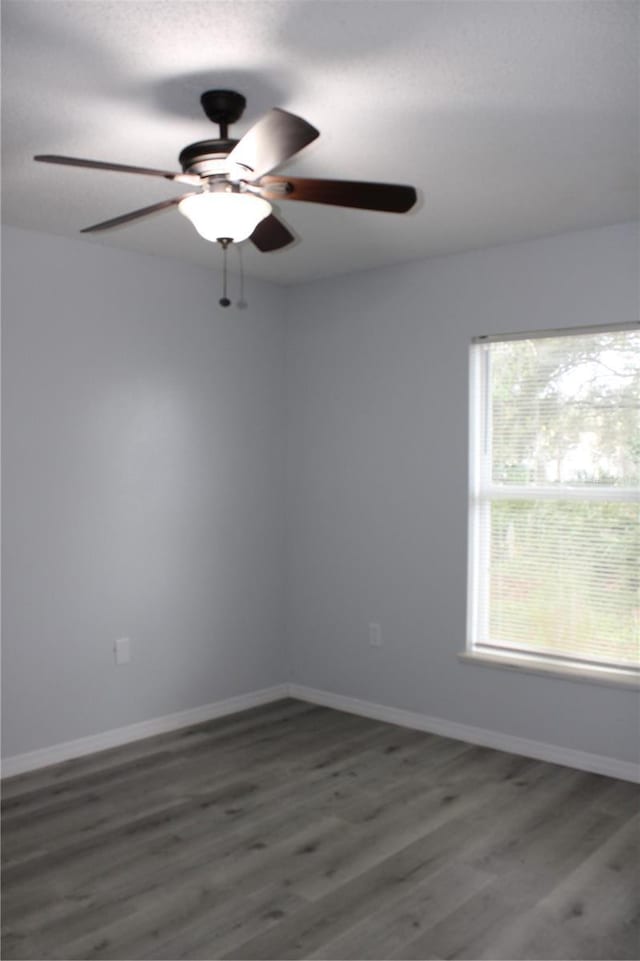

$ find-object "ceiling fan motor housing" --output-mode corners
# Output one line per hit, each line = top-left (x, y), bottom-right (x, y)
(178, 139), (239, 176)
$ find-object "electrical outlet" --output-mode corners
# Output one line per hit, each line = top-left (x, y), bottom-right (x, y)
(114, 637), (131, 665)
(369, 623), (382, 647)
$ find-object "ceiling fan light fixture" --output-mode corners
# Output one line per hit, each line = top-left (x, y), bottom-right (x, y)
(35, 90), (416, 253)
(178, 191), (272, 243)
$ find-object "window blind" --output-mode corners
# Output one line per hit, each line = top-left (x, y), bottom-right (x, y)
(468, 326), (639, 674)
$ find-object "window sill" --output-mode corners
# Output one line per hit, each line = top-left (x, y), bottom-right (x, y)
(459, 650), (640, 690)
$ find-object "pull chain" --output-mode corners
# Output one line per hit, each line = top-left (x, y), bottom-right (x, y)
(219, 238), (231, 307)
(237, 243), (248, 309)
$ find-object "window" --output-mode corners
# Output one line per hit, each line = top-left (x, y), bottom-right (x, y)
(467, 324), (640, 682)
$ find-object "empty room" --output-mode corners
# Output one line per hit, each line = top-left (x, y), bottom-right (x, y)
(2, 1), (639, 959)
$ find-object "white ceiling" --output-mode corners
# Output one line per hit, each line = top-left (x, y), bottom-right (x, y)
(2, 0), (638, 285)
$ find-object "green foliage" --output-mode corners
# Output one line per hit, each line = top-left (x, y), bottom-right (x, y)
(490, 330), (640, 487)
(484, 330), (639, 666)
(489, 499), (639, 665)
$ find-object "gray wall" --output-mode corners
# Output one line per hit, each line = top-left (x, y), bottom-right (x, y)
(285, 222), (640, 764)
(3, 221), (639, 765)
(2, 225), (287, 756)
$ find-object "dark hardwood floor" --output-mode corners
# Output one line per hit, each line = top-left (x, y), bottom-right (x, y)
(2, 698), (639, 959)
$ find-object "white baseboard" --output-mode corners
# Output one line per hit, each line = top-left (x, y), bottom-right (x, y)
(4, 681), (637, 784)
(287, 683), (640, 784)
(1, 684), (289, 778)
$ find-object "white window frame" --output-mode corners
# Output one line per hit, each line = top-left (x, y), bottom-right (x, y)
(465, 322), (640, 689)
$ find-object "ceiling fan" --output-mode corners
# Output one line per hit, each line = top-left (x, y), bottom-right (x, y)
(34, 89), (417, 255)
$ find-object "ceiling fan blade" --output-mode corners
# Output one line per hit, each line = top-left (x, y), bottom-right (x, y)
(34, 154), (201, 186)
(258, 176), (417, 213)
(250, 214), (295, 252)
(80, 194), (195, 233)
(227, 109), (319, 181)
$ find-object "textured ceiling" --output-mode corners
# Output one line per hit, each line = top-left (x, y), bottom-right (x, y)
(2, 0), (638, 285)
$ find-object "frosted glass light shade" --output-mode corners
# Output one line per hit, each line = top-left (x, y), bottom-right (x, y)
(178, 192), (272, 243)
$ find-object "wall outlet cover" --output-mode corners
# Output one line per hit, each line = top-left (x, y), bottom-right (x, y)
(114, 637), (131, 665)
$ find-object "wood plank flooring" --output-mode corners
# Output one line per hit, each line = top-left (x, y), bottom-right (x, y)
(2, 698), (639, 960)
